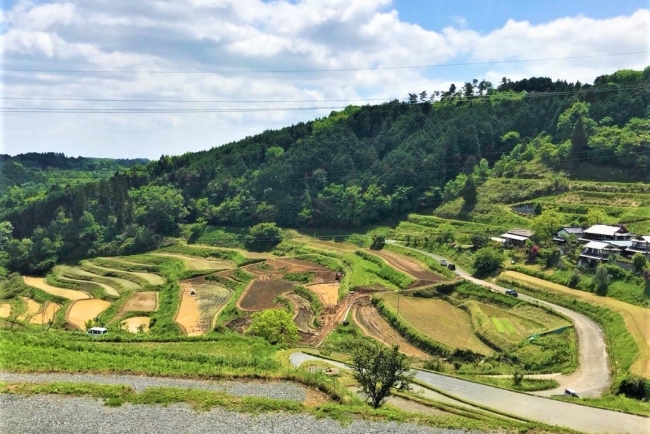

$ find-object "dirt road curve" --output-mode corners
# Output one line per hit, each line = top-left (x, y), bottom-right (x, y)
(290, 352), (647, 434)
(389, 242), (611, 398)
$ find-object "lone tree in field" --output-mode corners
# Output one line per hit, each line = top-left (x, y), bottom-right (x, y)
(247, 309), (299, 345)
(473, 248), (504, 276)
(351, 342), (413, 408)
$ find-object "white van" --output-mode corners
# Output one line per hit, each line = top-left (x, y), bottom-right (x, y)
(87, 327), (107, 336)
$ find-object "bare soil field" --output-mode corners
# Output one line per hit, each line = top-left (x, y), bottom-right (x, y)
(0, 304), (10, 317)
(66, 299), (111, 330)
(175, 282), (203, 336)
(30, 302), (60, 325)
(307, 283), (339, 307)
(18, 297), (40, 321)
(502, 270), (650, 377)
(238, 280), (294, 311)
(23, 276), (90, 300)
(285, 292), (316, 333)
(353, 301), (430, 359)
(121, 292), (158, 313)
(370, 250), (445, 282)
(380, 292), (494, 356)
(176, 279), (231, 335)
(59, 265), (140, 291)
(121, 316), (151, 333)
(151, 253), (235, 270)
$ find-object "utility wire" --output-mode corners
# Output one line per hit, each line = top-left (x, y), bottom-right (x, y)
(2, 50), (647, 74)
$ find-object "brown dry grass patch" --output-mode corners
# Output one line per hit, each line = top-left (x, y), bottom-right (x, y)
(66, 299), (111, 330)
(502, 270), (650, 377)
(308, 283), (339, 307)
(379, 292), (494, 356)
(238, 279), (294, 311)
(353, 303), (430, 359)
(23, 276), (90, 300)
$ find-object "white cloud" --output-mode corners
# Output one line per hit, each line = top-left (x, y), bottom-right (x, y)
(1, 0), (648, 158)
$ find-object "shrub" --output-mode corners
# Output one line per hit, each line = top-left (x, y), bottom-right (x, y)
(473, 248), (504, 276)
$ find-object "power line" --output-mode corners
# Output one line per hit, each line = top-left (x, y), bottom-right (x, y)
(2, 84), (648, 114)
(2, 51), (647, 75)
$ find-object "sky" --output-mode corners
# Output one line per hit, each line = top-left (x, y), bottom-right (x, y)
(1, 0), (648, 159)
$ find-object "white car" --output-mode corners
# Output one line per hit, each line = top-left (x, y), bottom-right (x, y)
(87, 327), (107, 336)
(440, 259), (447, 266)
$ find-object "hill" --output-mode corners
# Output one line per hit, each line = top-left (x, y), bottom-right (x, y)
(0, 67), (649, 275)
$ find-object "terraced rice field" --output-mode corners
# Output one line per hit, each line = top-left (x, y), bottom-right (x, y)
(502, 270), (650, 377)
(370, 250), (445, 282)
(121, 316), (151, 333)
(66, 299), (111, 330)
(380, 292), (494, 356)
(151, 253), (235, 270)
(59, 265), (140, 291)
(353, 303), (430, 359)
(477, 302), (544, 338)
(86, 262), (165, 285)
(18, 298), (40, 321)
(176, 281), (232, 335)
(0, 304), (11, 317)
(26, 302), (60, 325)
(307, 283), (339, 307)
(23, 277), (90, 300)
(238, 280), (294, 311)
(121, 292), (158, 313)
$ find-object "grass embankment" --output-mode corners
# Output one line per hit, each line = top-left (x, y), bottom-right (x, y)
(384, 244), (456, 280)
(469, 376), (559, 392)
(210, 269), (253, 325)
(157, 244), (264, 267)
(354, 251), (415, 289)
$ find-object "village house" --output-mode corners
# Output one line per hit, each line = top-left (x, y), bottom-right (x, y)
(626, 236), (650, 257)
(553, 227), (584, 244)
(499, 228), (534, 248)
(579, 240), (621, 266)
(580, 224), (634, 243)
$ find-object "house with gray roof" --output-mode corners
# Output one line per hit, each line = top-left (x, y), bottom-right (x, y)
(626, 236), (650, 257)
(580, 224), (634, 243)
(579, 240), (622, 266)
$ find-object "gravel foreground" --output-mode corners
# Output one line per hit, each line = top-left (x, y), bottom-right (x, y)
(0, 395), (484, 434)
(0, 372), (305, 402)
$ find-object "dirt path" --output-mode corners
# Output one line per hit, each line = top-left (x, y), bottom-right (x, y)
(369, 249), (445, 282)
(23, 276), (90, 300)
(175, 282), (203, 336)
(353, 301), (430, 359)
(66, 299), (111, 330)
(503, 270), (650, 378)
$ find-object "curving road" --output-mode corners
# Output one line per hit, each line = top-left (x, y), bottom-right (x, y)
(290, 352), (647, 434)
(388, 242), (611, 398)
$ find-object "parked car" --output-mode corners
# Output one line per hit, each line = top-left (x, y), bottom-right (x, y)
(447, 263), (456, 271)
(87, 327), (107, 336)
(564, 389), (579, 398)
(440, 259), (447, 266)
(505, 289), (518, 297)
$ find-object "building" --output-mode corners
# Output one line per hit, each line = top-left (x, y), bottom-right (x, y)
(580, 224), (634, 242)
(499, 228), (534, 247)
(626, 236), (650, 257)
(579, 241), (621, 266)
(553, 227), (584, 244)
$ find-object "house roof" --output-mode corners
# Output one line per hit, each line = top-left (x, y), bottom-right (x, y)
(607, 241), (633, 248)
(635, 236), (650, 242)
(584, 241), (612, 250)
(584, 225), (625, 236)
(561, 227), (584, 234)
(507, 228), (534, 238)
(501, 233), (529, 241)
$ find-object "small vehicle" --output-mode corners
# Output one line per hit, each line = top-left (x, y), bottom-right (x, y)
(87, 327), (107, 336)
(505, 289), (518, 297)
(447, 263), (456, 271)
(440, 259), (447, 266)
(564, 389), (579, 398)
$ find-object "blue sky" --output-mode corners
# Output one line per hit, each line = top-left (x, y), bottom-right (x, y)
(1, 0), (648, 158)
(394, 0), (647, 31)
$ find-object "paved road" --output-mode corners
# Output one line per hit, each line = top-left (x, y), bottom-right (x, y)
(388, 242), (611, 398)
(290, 352), (648, 434)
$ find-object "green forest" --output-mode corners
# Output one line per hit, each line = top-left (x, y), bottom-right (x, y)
(1, 67), (649, 275)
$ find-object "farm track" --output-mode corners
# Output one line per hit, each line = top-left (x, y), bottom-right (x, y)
(352, 301), (430, 359)
(391, 243), (611, 398)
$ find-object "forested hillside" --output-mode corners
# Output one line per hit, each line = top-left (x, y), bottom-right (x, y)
(1, 67), (648, 274)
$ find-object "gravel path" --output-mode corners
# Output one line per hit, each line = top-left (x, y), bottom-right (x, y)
(0, 395), (484, 434)
(0, 372), (305, 402)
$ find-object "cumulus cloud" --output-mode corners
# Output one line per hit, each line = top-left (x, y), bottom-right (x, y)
(1, 0), (648, 158)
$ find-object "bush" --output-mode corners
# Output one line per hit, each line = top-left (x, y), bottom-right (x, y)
(473, 248), (504, 276)
(617, 375), (650, 400)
